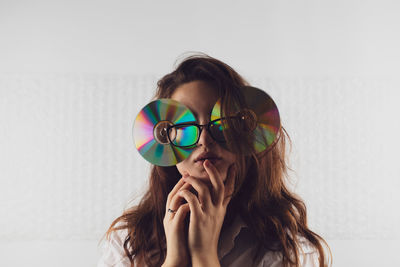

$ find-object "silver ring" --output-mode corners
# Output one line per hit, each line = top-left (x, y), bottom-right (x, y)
(167, 208), (176, 213)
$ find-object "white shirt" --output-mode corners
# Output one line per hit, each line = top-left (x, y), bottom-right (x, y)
(97, 214), (319, 267)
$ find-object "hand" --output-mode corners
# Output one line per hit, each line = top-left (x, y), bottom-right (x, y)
(162, 174), (192, 267)
(178, 160), (236, 266)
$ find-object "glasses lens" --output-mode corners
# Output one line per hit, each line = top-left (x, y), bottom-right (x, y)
(170, 124), (199, 147)
(209, 119), (227, 142)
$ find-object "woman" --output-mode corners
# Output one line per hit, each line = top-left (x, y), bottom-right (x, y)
(98, 54), (331, 267)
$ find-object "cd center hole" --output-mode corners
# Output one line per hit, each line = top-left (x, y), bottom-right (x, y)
(154, 121), (174, 144)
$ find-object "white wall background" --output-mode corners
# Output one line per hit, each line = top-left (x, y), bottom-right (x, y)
(0, 0), (399, 266)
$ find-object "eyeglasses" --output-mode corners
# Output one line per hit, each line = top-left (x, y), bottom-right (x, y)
(167, 118), (233, 148)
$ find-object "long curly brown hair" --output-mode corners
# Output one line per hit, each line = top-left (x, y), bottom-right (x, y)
(103, 54), (331, 266)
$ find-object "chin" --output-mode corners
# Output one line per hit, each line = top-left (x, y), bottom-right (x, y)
(176, 160), (229, 181)
(195, 167), (228, 182)
(191, 169), (211, 180)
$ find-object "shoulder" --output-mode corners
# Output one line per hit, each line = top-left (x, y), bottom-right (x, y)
(297, 236), (320, 266)
(259, 236), (320, 267)
(97, 223), (131, 267)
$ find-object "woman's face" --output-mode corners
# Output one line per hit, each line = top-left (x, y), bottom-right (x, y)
(171, 80), (236, 184)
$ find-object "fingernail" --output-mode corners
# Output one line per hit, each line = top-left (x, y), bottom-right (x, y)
(207, 160), (214, 167)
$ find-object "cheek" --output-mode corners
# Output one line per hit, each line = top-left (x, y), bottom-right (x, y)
(222, 154), (237, 179)
(176, 160), (189, 175)
(224, 152), (237, 166)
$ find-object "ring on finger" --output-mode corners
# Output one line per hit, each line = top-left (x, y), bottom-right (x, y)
(167, 208), (176, 213)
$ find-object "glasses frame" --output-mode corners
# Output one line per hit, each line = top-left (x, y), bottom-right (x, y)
(166, 117), (236, 148)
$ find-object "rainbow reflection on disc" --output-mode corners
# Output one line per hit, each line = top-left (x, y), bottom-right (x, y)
(133, 99), (197, 166)
(211, 86), (281, 153)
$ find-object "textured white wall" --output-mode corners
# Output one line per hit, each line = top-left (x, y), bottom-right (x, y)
(0, 1), (399, 266)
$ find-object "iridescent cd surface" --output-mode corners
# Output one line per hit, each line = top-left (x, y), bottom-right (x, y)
(133, 99), (197, 166)
(211, 86), (281, 153)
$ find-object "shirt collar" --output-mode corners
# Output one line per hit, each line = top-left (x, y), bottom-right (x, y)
(217, 213), (248, 260)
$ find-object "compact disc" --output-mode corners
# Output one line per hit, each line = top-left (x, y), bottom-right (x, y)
(211, 86), (281, 153)
(133, 99), (197, 166)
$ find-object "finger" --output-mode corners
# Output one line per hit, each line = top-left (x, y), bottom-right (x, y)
(203, 159), (224, 204)
(183, 176), (213, 211)
(173, 203), (190, 227)
(167, 182), (192, 218)
(223, 164), (236, 207)
(166, 173), (190, 213)
(178, 189), (202, 217)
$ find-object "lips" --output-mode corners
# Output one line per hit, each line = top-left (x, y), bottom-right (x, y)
(194, 152), (221, 164)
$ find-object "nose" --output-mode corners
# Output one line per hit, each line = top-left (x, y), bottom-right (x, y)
(197, 125), (215, 147)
